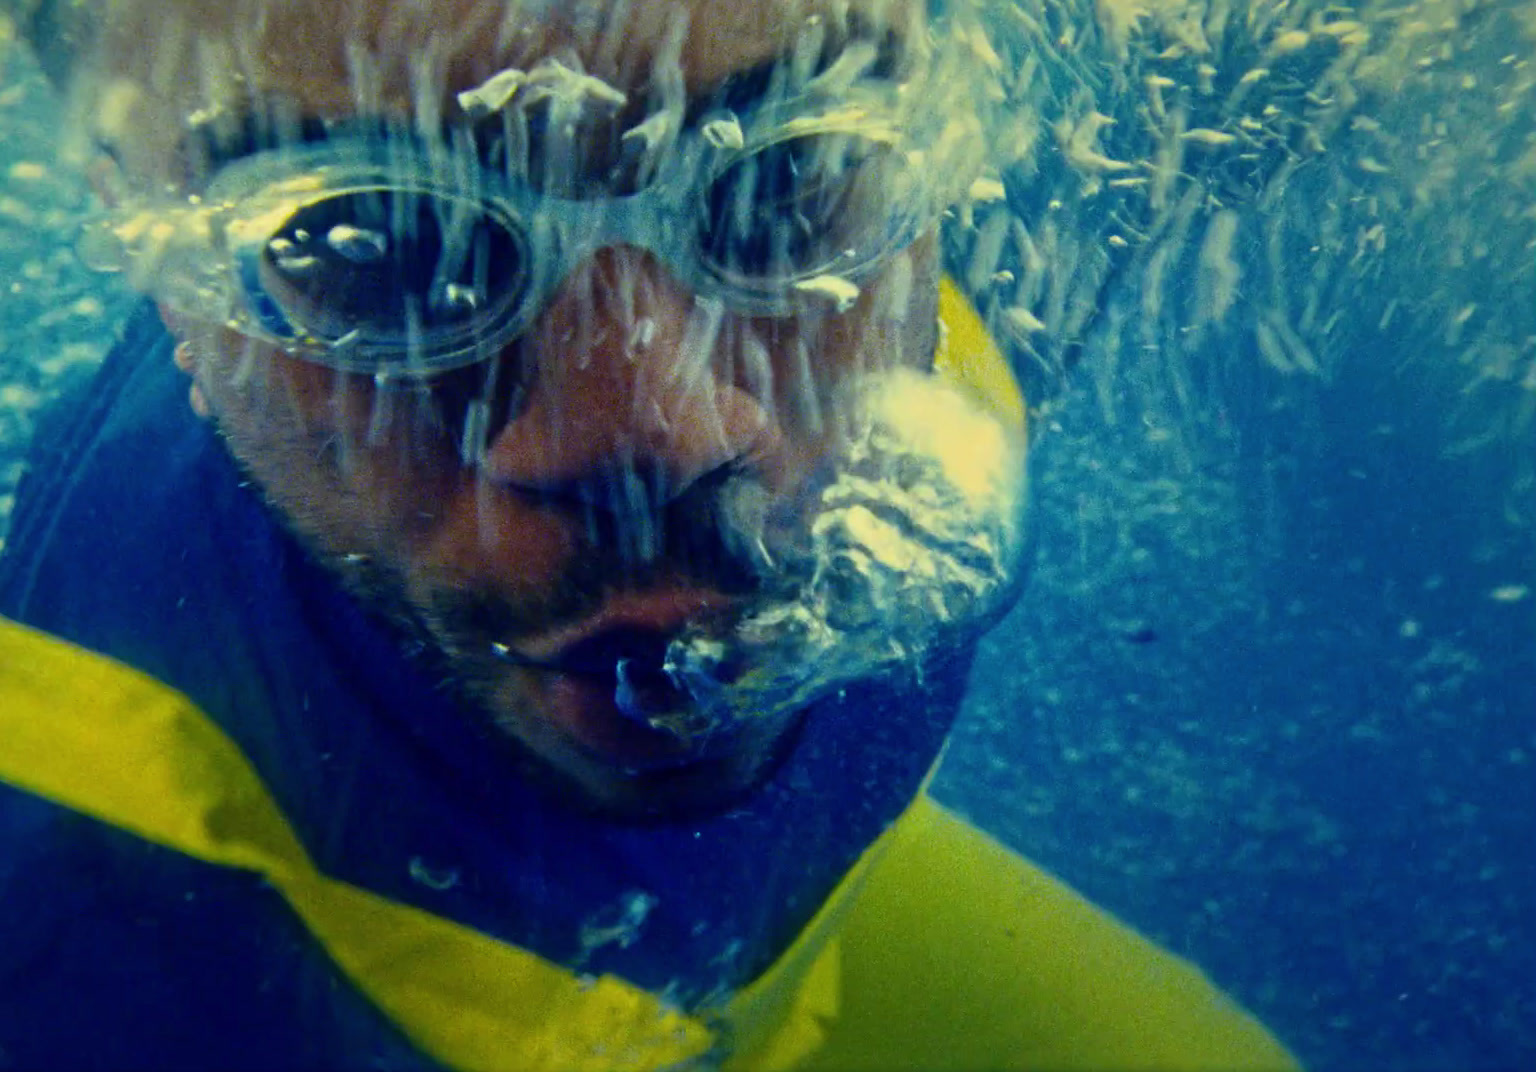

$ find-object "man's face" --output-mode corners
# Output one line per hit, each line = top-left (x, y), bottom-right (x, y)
(97, 0), (960, 813)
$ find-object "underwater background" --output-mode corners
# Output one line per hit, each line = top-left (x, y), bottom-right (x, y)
(2, 1), (1532, 1068)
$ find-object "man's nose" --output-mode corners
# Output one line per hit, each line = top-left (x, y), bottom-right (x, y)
(477, 247), (785, 507)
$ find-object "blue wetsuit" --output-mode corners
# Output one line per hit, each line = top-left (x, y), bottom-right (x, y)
(0, 304), (968, 1069)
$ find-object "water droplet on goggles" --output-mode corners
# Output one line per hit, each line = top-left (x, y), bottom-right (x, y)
(326, 223), (390, 264)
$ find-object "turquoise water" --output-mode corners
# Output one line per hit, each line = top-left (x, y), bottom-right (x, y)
(3, 4), (1533, 1068)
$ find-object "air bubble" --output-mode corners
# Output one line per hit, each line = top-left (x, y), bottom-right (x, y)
(326, 224), (388, 264)
(701, 114), (745, 151)
(433, 282), (482, 316)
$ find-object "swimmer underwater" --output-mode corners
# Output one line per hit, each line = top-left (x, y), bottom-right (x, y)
(0, 0), (1355, 1066)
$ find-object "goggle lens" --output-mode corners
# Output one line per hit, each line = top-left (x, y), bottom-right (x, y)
(256, 188), (530, 353)
(699, 133), (902, 285)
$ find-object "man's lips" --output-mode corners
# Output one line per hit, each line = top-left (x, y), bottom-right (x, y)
(540, 626), (672, 678)
(509, 589), (734, 664)
(533, 626), (685, 723)
(488, 589), (737, 761)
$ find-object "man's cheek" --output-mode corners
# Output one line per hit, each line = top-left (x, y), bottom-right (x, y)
(173, 330), (315, 438)
(825, 240), (942, 378)
(203, 350), (429, 486)
(414, 486), (579, 593)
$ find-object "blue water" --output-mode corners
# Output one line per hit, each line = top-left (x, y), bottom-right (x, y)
(3, 23), (1534, 1072)
(936, 344), (1536, 1069)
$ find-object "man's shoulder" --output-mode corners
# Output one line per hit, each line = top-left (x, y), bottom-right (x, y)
(1, 303), (192, 616)
(812, 794), (1302, 1070)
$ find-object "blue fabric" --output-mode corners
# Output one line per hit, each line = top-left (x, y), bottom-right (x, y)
(0, 303), (970, 1067)
(0, 787), (438, 1070)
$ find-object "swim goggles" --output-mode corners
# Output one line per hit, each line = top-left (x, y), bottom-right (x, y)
(83, 84), (978, 378)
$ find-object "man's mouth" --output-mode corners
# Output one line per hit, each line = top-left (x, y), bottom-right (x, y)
(538, 626), (687, 723)
(487, 590), (738, 767)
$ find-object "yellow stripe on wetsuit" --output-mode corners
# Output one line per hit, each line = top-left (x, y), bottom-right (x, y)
(0, 615), (719, 1071)
(936, 279), (1028, 435)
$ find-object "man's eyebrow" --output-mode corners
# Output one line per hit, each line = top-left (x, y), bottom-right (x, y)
(684, 27), (911, 124)
(690, 59), (781, 124)
(182, 105), (347, 179)
(183, 107), (485, 181)
(184, 26), (912, 176)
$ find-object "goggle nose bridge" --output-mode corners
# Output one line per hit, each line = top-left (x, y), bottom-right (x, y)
(508, 188), (717, 325)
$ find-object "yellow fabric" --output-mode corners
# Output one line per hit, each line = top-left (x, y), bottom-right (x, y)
(935, 279), (1028, 436)
(0, 617), (713, 1072)
(801, 795), (1302, 1071)
(0, 615), (1299, 1072)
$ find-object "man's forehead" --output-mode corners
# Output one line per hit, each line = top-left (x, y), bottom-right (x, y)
(105, 0), (921, 119)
